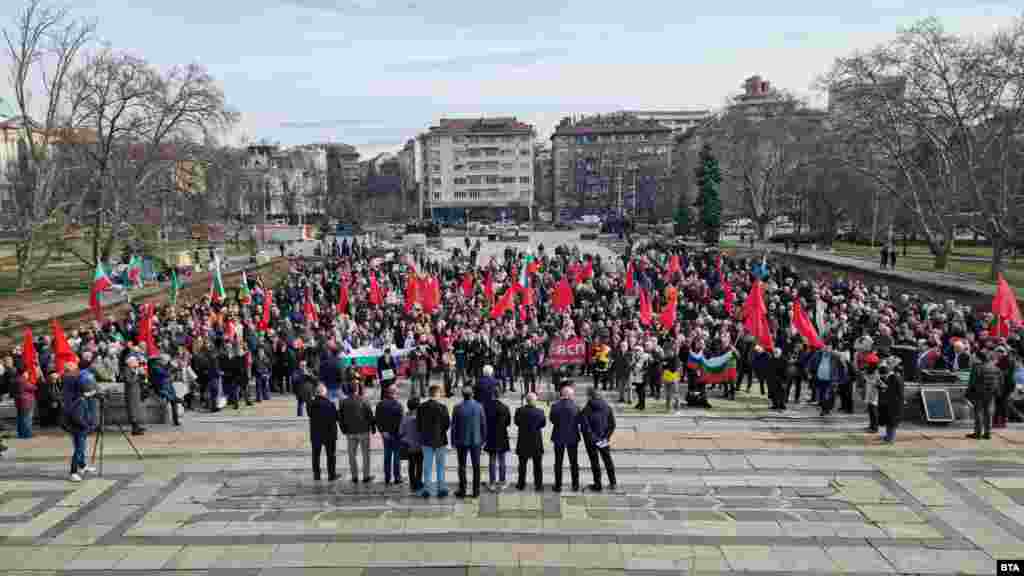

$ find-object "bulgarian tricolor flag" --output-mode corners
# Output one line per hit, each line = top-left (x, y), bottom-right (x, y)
(89, 262), (115, 321)
(700, 351), (738, 384)
(128, 255), (143, 288)
(210, 257), (226, 302)
(340, 346), (415, 378)
(239, 270), (252, 305)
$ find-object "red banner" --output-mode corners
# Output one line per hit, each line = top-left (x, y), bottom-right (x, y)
(546, 337), (586, 367)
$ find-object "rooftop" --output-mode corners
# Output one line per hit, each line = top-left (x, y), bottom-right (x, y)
(551, 112), (673, 137)
(426, 116), (534, 134)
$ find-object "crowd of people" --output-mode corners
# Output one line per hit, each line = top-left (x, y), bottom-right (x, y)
(0, 233), (1022, 482)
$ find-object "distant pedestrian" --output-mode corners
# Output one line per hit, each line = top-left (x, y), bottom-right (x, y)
(888, 243), (897, 269)
(307, 384), (339, 482)
(417, 384), (451, 497)
(967, 351), (999, 440)
(580, 387), (617, 492)
(451, 386), (486, 498)
(879, 245), (888, 269)
(514, 392), (546, 491)
(339, 387), (376, 483)
(15, 365), (38, 439)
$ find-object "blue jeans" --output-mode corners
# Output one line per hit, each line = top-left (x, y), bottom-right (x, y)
(210, 373), (223, 408)
(382, 435), (402, 483)
(296, 398), (306, 417)
(16, 405), (33, 438)
(420, 446), (448, 496)
(327, 388), (340, 405)
(488, 450), (507, 484)
(815, 379), (833, 412)
(71, 431), (87, 473)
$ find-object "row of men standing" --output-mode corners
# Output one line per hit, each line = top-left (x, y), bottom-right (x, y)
(306, 377), (617, 497)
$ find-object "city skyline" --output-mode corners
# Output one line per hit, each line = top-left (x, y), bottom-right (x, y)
(0, 0), (1020, 159)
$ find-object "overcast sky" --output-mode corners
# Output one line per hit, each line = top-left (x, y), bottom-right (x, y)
(1, 0), (1020, 159)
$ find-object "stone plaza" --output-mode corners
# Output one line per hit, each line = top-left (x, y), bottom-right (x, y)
(0, 384), (1020, 576)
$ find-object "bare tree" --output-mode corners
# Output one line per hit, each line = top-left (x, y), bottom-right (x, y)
(61, 49), (238, 266)
(822, 16), (1024, 274)
(709, 95), (823, 239)
(3, 0), (93, 288)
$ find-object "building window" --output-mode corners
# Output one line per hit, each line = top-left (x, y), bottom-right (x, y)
(485, 149), (498, 157)
(519, 176), (530, 184)
(431, 164), (440, 172)
(485, 175), (499, 184)
(519, 148), (530, 156)
(468, 175), (482, 184)
(454, 164), (464, 171)
(467, 149), (481, 157)
(431, 136), (440, 145)
(454, 177), (466, 185)
(501, 162), (515, 170)
(453, 136), (464, 143)
(501, 176), (516, 184)
(520, 162), (530, 170)
(432, 178), (442, 186)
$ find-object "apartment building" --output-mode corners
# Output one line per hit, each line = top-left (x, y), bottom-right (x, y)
(551, 112), (673, 222)
(622, 109), (712, 135)
(417, 117), (536, 222)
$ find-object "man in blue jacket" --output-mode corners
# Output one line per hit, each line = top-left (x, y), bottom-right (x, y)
(319, 342), (341, 404)
(475, 365), (498, 407)
(451, 385), (487, 498)
(549, 385), (581, 492)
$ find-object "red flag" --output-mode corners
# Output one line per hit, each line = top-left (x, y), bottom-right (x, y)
(658, 292), (677, 331)
(483, 272), (495, 304)
(22, 328), (38, 386)
(574, 258), (594, 285)
(337, 283), (349, 315)
(369, 273), (383, 306)
(667, 254), (682, 279)
(423, 275), (440, 314)
(304, 286), (319, 324)
(743, 281), (774, 350)
(461, 273), (474, 298)
(527, 259), (540, 275)
(639, 288), (652, 326)
(521, 286), (535, 307)
(992, 273), (1022, 329)
(405, 274), (421, 313)
(552, 277), (574, 312)
(624, 261), (635, 293)
(51, 319), (80, 376)
(791, 302), (823, 349)
(259, 289), (273, 331)
(138, 304), (160, 358)
(491, 287), (516, 319)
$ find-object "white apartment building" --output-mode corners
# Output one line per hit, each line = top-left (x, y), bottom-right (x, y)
(417, 117), (536, 222)
(622, 109), (712, 135)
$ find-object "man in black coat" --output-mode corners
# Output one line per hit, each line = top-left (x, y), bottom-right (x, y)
(879, 359), (904, 444)
(514, 392), (546, 491)
(375, 384), (404, 485)
(416, 384), (451, 497)
(580, 387), (617, 491)
(307, 384), (339, 481)
(549, 386), (581, 492)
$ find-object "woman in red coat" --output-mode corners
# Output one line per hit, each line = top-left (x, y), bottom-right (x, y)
(15, 369), (38, 439)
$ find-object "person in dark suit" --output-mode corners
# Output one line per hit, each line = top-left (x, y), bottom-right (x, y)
(375, 384), (404, 485)
(549, 385), (581, 492)
(484, 393), (511, 490)
(307, 384), (339, 481)
(580, 387), (617, 491)
(879, 359), (904, 444)
(451, 386), (487, 498)
(514, 392), (546, 491)
(416, 384), (451, 497)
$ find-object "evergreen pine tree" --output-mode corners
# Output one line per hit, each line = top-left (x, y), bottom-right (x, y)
(674, 202), (690, 237)
(695, 143), (722, 244)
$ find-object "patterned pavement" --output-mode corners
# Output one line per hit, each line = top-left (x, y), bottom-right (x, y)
(1, 392), (1021, 574)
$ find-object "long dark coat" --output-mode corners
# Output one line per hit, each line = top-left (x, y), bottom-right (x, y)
(514, 404), (545, 457)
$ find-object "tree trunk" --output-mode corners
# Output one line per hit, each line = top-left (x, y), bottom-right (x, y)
(991, 235), (1004, 281)
(932, 238), (952, 270)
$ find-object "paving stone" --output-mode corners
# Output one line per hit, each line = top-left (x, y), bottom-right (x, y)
(165, 546), (231, 570)
(64, 546), (132, 570)
(876, 546), (993, 574)
(113, 545), (185, 569)
(211, 544), (276, 569)
(658, 509), (731, 522)
(857, 504), (923, 524)
(707, 454), (751, 470)
(826, 545), (896, 573)
(717, 497), (782, 509)
(713, 485), (777, 497)
(726, 509), (801, 523)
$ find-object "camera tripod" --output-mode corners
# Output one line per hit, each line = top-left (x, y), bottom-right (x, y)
(90, 394), (144, 477)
